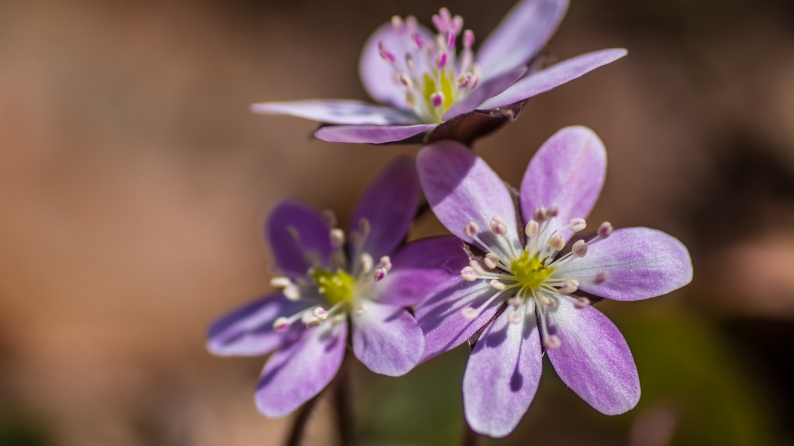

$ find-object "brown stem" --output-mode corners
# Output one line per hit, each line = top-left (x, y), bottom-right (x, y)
(285, 392), (321, 446)
(460, 421), (483, 446)
(333, 355), (355, 446)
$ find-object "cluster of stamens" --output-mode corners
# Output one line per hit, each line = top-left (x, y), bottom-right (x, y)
(379, 8), (481, 122)
(460, 207), (613, 349)
(269, 211), (392, 333)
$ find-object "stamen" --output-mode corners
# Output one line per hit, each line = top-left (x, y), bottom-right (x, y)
(435, 51), (448, 69)
(461, 285), (515, 320)
(322, 209), (337, 228)
(469, 260), (486, 275)
(406, 16), (417, 35)
(359, 218), (371, 235)
(570, 218), (586, 232)
(489, 216), (508, 235)
(273, 317), (290, 332)
(412, 32), (425, 50)
(360, 253), (373, 274)
(270, 276), (291, 288)
(534, 302), (560, 349)
(377, 256), (392, 271)
(312, 307), (328, 321)
(354, 304), (366, 317)
(331, 314), (346, 324)
(489, 279), (506, 291)
(456, 73), (471, 88)
(558, 280), (579, 294)
(525, 220), (539, 239)
(391, 15), (404, 34)
(405, 53), (415, 73)
(430, 91), (444, 108)
(330, 228), (345, 246)
(547, 207), (559, 218)
(302, 311), (321, 327)
(283, 284), (301, 301)
(507, 296), (522, 307)
(461, 266), (478, 281)
(374, 268), (387, 281)
(598, 222), (613, 238)
(549, 235), (565, 252)
(572, 239), (588, 258)
(463, 29), (474, 48)
(464, 221), (480, 238)
(533, 207), (548, 223)
(399, 73), (413, 88)
(451, 16), (463, 34)
(484, 252), (501, 269)
(378, 42), (396, 64)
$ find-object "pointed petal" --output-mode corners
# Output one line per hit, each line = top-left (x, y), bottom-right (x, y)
(416, 279), (503, 362)
(479, 49), (628, 110)
(352, 301), (424, 376)
(546, 301), (640, 415)
(359, 22), (434, 109)
(417, 140), (521, 260)
(464, 304), (542, 438)
(556, 227), (693, 301)
(442, 66), (527, 120)
(348, 156), (420, 264)
(477, 0), (569, 79)
(255, 321), (347, 418)
(314, 124), (434, 144)
(207, 293), (313, 356)
(373, 236), (470, 307)
(251, 100), (419, 125)
(519, 126), (606, 238)
(267, 201), (333, 277)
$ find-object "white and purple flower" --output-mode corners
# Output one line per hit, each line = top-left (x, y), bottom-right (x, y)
(414, 127), (693, 437)
(253, 0), (627, 145)
(207, 157), (466, 417)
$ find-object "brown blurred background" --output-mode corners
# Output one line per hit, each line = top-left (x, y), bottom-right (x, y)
(1, 0), (794, 445)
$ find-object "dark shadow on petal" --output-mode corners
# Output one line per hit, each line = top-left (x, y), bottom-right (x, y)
(425, 102), (525, 147)
(510, 366), (524, 392)
(483, 321), (509, 349)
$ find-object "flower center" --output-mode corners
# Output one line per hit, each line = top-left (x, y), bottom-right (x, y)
(511, 250), (555, 292)
(379, 9), (480, 123)
(311, 268), (356, 306)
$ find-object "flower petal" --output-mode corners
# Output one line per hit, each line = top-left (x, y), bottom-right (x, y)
(314, 124), (434, 144)
(477, 0), (569, 79)
(352, 301), (424, 376)
(478, 49), (628, 110)
(519, 126), (606, 237)
(267, 201), (333, 277)
(255, 320), (347, 418)
(207, 293), (313, 357)
(546, 301), (640, 415)
(442, 66), (527, 120)
(556, 227), (693, 301)
(348, 156), (420, 264)
(372, 236), (470, 307)
(251, 100), (419, 125)
(359, 22), (433, 109)
(417, 140), (521, 260)
(416, 279), (503, 362)
(463, 304), (542, 438)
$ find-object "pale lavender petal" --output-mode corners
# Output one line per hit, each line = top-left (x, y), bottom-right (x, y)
(463, 304), (542, 438)
(519, 126), (606, 238)
(359, 22), (433, 109)
(207, 293), (312, 357)
(477, 0), (569, 79)
(255, 320), (347, 418)
(479, 49), (628, 110)
(417, 140), (520, 260)
(267, 201), (333, 277)
(352, 301), (424, 376)
(348, 156), (420, 263)
(555, 227), (693, 301)
(314, 124), (434, 144)
(546, 301), (640, 415)
(442, 67), (527, 120)
(251, 100), (419, 125)
(416, 279), (502, 362)
(372, 236), (469, 307)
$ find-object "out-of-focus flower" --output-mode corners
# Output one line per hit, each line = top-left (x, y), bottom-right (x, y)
(207, 157), (466, 417)
(414, 126), (693, 437)
(253, 0), (627, 145)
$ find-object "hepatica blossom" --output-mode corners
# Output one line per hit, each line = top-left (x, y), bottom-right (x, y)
(415, 126), (693, 437)
(207, 157), (466, 417)
(252, 0), (627, 144)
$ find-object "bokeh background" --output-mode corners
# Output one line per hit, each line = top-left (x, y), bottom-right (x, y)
(2, 0), (794, 444)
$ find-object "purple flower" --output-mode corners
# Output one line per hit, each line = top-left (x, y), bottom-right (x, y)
(207, 157), (466, 417)
(414, 127), (693, 437)
(252, 0), (627, 145)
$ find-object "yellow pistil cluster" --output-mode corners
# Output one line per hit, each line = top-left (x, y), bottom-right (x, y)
(510, 250), (554, 292)
(311, 268), (356, 306)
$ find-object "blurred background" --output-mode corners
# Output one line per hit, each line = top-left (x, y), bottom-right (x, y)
(1, 0), (794, 444)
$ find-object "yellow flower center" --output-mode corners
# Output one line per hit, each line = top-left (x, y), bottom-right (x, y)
(311, 268), (356, 306)
(510, 250), (554, 292)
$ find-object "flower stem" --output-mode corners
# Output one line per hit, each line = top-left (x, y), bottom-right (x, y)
(460, 421), (482, 446)
(333, 354), (355, 446)
(285, 392), (321, 446)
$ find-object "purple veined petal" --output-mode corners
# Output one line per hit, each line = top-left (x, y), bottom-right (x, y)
(442, 66), (527, 121)
(519, 126), (606, 238)
(352, 300), (424, 376)
(478, 49), (628, 110)
(359, 22), (434, 109)
(556, 227), (693, 301)
(417, 140), (521, 261)
(416, 279), (502, 362)
(314, 124), (435, 144)
(251, 100), (420, 125)
(266, 200), (334, 278)
(372, 236), (469, 307)
(348, 156), (421, 265)
(546, 301), (640, 415)
(255, 320), (347, 418)
(463, 304), (542, 438)
(207, 293), (314, 357)
(477, 0), (569, 79)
